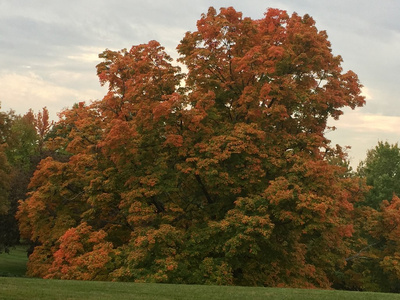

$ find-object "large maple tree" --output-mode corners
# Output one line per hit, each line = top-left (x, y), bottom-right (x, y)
(18, 7), (366, 288)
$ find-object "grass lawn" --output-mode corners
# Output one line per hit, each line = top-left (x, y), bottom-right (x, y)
(1, 277), (400, 300)
(0, 246), (28, 277)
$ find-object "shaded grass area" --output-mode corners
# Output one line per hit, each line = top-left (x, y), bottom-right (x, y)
(1, 277), (400, 300)
(0, 246), (28, 277)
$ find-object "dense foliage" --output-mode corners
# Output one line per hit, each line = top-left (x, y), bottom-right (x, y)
(5, 6), (398, 292)
(358, 142), (400, 209)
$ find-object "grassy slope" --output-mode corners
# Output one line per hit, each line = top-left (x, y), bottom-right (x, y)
(1, 277), (400, 300)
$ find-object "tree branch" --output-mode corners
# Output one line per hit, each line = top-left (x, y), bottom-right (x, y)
(195, 174), (214, 204)
(345, 242), (380, 262)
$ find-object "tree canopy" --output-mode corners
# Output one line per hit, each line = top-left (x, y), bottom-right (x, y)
(14, 6), (378, 289)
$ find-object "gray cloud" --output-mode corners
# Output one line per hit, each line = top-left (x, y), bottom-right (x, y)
(0, 0), (399, 166)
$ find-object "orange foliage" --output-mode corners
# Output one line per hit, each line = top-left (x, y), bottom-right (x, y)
(17, 6), (366, 288)
(45, 223), (113, 280)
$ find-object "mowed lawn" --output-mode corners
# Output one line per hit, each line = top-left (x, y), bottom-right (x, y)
(2, 278), (400, 300)
(1, 248), (400, 300)
(0, 246), (28, 277)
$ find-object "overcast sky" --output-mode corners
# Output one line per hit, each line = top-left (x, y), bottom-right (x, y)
(1, 0), (399, 168)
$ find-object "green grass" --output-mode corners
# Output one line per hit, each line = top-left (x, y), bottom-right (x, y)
(1, 277), (400, 300)
(0, 246), (28, 277)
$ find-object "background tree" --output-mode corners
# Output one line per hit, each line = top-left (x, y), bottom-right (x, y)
(357, 141), (400, 209)
(0, 144), (11, 253)
(0, 106), (15, 253)
(0, 107), (52, 253)
(0, 106), (11, 213)
(334, 142), (400, 292)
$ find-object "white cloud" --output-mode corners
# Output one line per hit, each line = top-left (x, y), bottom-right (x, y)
(327, 109), (400, 168)
(361, 86), (373, 101)
(0, 72), (104, 120)
(331, 109), (400, 134)
(66, 46), (105, 64)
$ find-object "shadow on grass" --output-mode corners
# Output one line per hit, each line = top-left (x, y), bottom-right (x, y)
(0, 245), (28, 277)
